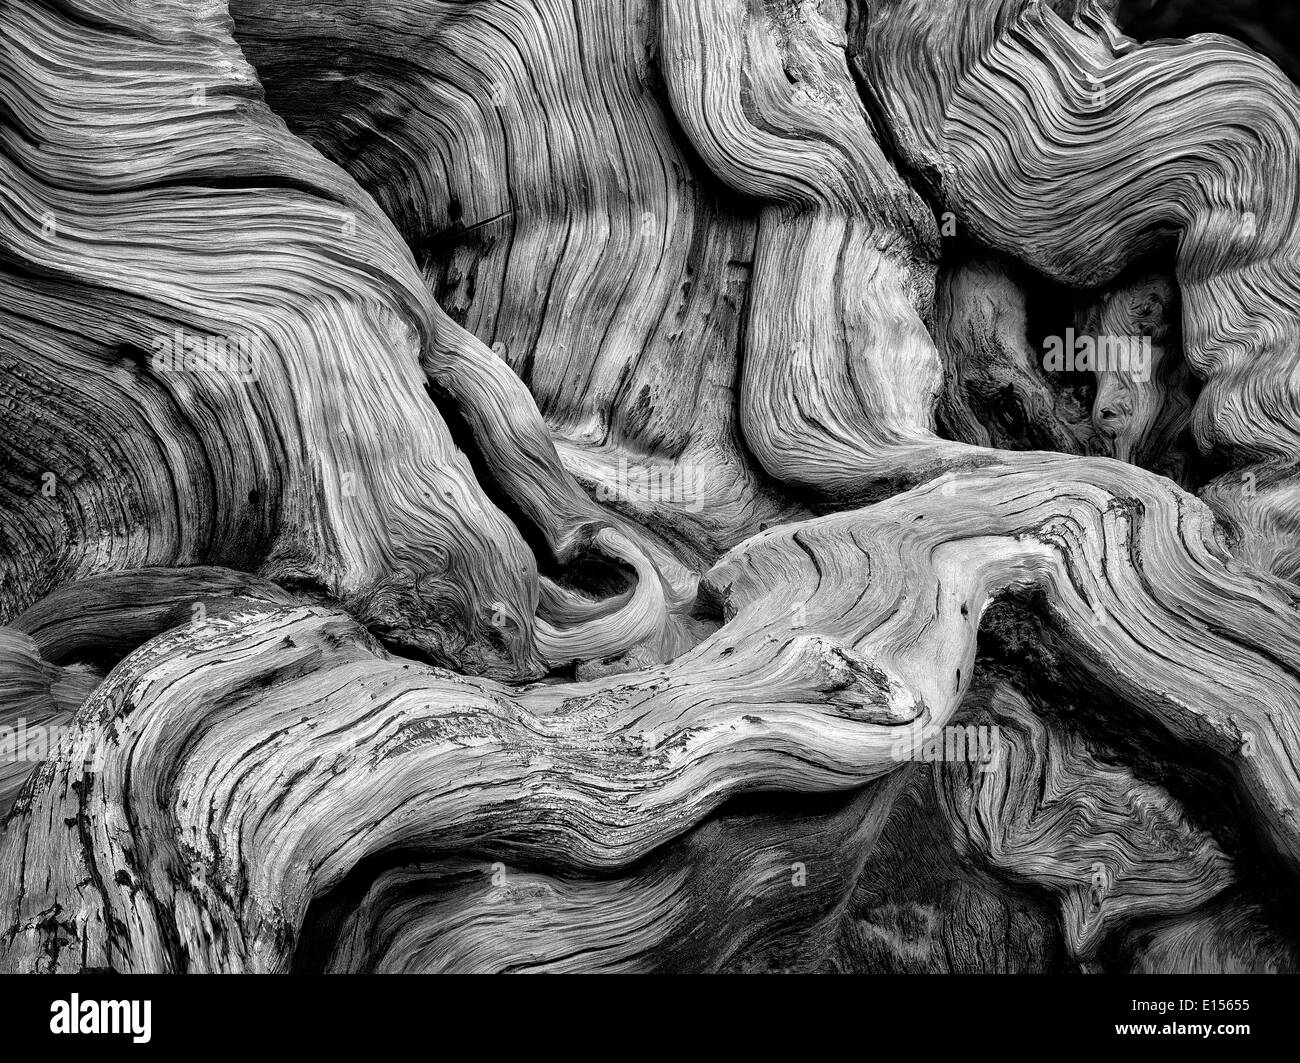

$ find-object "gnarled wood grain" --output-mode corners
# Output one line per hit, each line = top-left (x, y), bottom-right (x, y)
(2, 0), (1299, 973)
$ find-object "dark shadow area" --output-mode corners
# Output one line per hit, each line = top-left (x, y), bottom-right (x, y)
(1114, 0), (1300, 83)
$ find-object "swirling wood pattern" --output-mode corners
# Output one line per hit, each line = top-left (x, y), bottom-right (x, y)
(1, 0), (1298, 974)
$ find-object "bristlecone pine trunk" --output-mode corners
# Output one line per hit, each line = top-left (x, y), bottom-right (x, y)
(2, 0), (1299, 974)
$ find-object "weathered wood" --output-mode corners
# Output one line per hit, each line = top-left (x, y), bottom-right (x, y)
(3, 457), (1300, 971)
(2, 0), (1299, 973)
(854, 0), (1300, 577)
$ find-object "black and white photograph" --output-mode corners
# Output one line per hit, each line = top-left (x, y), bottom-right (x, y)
(0, 0), (1296, 1047)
